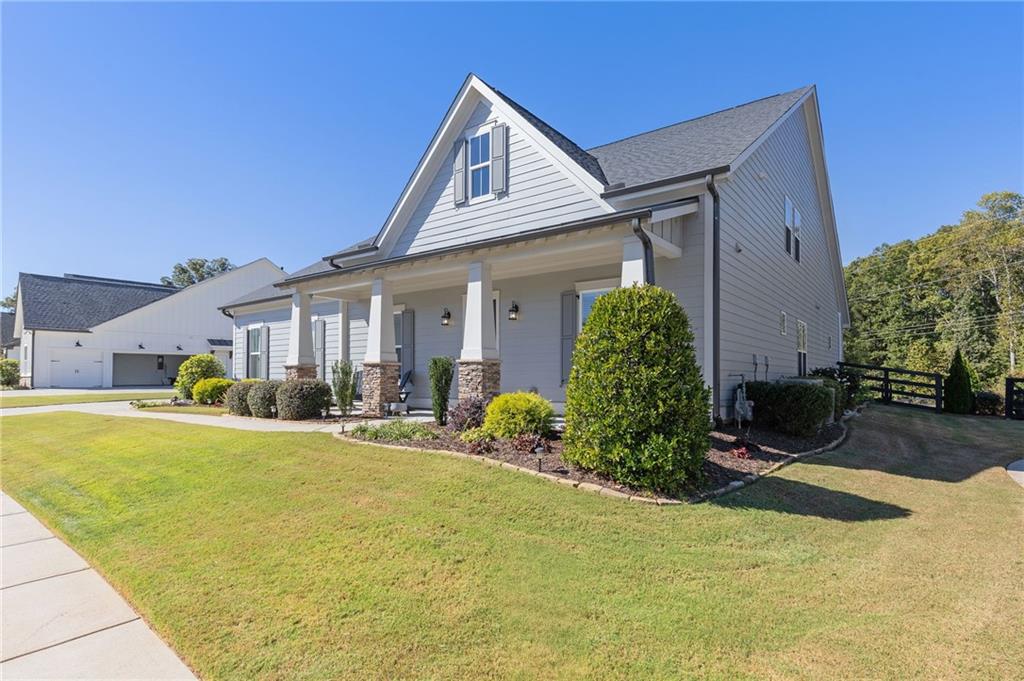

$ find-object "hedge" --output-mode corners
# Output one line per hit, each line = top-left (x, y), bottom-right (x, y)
(563, 285), (710, 492)
(974, 390), (1004, 416)
(744, 381), (833, 436)
(176, 354), (225, 400)
(192, 377), (234, 405)
(276, 379), (332, 420)
(0, 358), (19, 387)
(247, 380), (281, 418)
(225, 381), (257, 416)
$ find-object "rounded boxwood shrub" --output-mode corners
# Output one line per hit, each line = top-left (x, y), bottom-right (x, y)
(224, 381), (258, 416)
(0, 358), (20, 387)
(744, 381), (834, 436)
(176, 354), (225, 400)
(192, 377), (234, 405)
(276, 379), (332, 420)
(563, 285), (710, 492)
(945, 348), (974, 414)
(483, 392), (554, 438)
(247, 380), (282, 418)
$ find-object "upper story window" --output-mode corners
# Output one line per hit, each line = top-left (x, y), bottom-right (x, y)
(469, 131), (491, 198)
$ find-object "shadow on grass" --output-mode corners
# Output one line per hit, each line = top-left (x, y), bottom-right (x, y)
(711, 477), (912, 521)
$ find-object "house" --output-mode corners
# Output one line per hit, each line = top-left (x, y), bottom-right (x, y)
(1, 312), (16, 358)
(12, 259), (284, 388)
(221, 75), (848, 418)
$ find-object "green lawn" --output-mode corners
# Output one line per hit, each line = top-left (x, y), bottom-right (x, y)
(138, 404), (228, 416)
(1, 406), (1021, 679)
(0, 391), (175, 408)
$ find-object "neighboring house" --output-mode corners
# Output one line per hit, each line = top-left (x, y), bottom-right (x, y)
(13, 259), (283, 388)
(1, 311), (17, 358)
(221, 75), (848, 418)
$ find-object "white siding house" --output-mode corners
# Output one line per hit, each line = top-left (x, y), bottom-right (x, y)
(223, 75), (847, 418)
(13, 259), (283, 388)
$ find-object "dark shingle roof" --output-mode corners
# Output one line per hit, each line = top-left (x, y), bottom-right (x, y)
(588, 86), (812, 190)
(17, 273), (178, 332)
(221, 279), (292, 309)
(1, 312), (15, 347)
(486, 83), (609, 186)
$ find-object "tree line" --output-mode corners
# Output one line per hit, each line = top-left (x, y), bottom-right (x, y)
(843, 191), (1023, 391)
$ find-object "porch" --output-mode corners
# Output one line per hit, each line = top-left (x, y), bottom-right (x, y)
(283, 217), (686, 416)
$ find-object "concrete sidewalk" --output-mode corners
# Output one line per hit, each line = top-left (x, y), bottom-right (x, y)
(1007, 459), (1024, 488)
(1, 492), (196, 680)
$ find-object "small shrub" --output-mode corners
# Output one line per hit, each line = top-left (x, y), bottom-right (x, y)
(176, 354), (225, 400)
(129, 399), (163, 409)
(810, 366), (863, 408)
(447, 397), (487, 433)
(460, 426), (495, 454)
(483, 392), (554, 438)
(224, 381), (256, 416)
(276, 379), (333, 420)
(745, 381), (833, 436)
(974, 390), (1004, 416)
(192, 377), (234, 405)
(0, 358), (19, 386)
(817, 376), (846, 421)
(428, 357), (455, 425)
(563, 285), (711, 492)
(247, 380), (282, 418)
(945, 348), (974, 414)
(510, 432), (548, 453)
(331, 360), (356, 417)
(351, 420), (437, 442)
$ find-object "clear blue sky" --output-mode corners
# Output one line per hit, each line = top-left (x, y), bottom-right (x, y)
(3, 2), (1021, 295)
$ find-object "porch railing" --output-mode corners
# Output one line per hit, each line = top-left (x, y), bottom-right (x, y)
(838, 361), (943, 413)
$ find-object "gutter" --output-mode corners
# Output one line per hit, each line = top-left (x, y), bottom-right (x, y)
(602, 165), (730, 199)
(630, 217), (655, 285)
(705, 174), (721, 421)
(324, 245), (379, 270)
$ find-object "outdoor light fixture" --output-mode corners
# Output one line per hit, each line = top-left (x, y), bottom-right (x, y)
(176, 345), (183, 351)
(74, 340), (82, 347)
(138, 343), (145, 350)
(441, 308), (451, 326)
(507, 302), (520, 321)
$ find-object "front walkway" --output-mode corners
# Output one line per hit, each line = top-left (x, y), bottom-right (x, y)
(1007, 459), (1024, 488)
(0, 493), (196, 679)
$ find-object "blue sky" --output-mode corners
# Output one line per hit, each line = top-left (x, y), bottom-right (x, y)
(3, 2), (1021, 295)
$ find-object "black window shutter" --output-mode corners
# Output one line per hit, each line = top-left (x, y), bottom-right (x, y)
(560, 291), (578, 386)
(785, 227), (792, 254)
(794, 236), (801, 262)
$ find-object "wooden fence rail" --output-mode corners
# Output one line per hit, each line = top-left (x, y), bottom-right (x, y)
(1007, 377), (1024, 420)
(838, 361), (943, 413)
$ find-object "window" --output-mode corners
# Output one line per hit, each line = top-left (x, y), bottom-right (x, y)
(780, 311), (788, 335)
(579, 288), (613, 331)
(247, 327), (262, 379)
(469, 131), (491, 198)
(796, 320), (808, 376)
(784, 196), (801, 261)
(156, 355), (164, 371)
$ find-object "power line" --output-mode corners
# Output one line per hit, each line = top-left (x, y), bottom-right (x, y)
(852, 311), (1024, 342)
(848, 257), (1024, 302)
(846, 223), (1022, 275)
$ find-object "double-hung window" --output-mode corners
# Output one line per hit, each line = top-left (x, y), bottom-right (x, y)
(469, 131), (491, 199)
(785, 196), (801, 261)
(578, 287), (613, 332)
(247, 327), (262, 379)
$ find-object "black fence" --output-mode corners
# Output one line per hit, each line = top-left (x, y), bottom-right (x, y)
(838, 361), (943, 413)
(1007, 378), (1024, 420)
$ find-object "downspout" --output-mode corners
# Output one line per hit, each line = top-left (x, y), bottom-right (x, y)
(630, 217), (655, 285)
(705, 174), (721, 420)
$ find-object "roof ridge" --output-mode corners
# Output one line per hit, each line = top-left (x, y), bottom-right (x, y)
(62, 273), (177, 289)
(587, 85), (813, 152)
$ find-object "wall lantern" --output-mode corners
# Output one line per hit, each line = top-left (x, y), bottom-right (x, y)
(176, 345), (183, 351)
(507, 302), (520, 321)
(441, 308), (451, 326)
(138, 343), (145, 350)
(74, 340), (82, 347)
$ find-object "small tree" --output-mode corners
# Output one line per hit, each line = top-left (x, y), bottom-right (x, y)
(945, 347), (974, 414)
(428, 357), (454, 425)
(564, 285), (711, 492)
(331, 360), (356, 417)
(175, 354), (225, 400)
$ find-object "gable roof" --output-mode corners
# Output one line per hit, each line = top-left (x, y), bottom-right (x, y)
(1, 311), (16, 347)
(17, 273), (179, 332)
(222, 279), (292, 309)
(589, 86), (812, 192)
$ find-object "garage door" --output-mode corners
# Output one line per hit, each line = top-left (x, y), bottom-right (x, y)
(50, 349), (103, 388)
(112, 353), (189, 387)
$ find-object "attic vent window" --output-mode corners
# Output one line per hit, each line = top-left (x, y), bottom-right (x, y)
(469, 132), (491, 198)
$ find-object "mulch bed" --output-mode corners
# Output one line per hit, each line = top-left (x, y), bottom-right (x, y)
(350, 420), (846, 501)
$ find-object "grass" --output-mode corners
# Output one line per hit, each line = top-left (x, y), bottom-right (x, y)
(1, 406), (1021, 679)
(0, 391), (175, 408)
(137, 404), (228, 416)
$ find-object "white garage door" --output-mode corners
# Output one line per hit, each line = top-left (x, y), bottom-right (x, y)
(50, 349), (103, 388)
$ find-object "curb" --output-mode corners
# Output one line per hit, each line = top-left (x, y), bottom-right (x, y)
(332, 432), (680, 506)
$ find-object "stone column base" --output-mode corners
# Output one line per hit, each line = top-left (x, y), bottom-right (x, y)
(284, 364), (318, 380)
(362, 361), (401, 417)
(457, 360), (501, 401)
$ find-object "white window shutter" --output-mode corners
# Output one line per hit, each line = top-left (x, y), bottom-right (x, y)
(490, 124), (507, 195)
(453, 140), (467, 205)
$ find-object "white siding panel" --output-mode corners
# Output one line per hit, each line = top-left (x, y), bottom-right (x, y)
(717, 103), (843, 415)
(389, 101), (605, 257)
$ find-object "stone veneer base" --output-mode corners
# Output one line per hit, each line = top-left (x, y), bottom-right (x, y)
(457, 360), (501, 401)
(361, 362), (401, 417)
(284, 364), (318, 380)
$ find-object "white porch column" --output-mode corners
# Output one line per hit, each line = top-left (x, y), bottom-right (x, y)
(338, 300), (350, 363)
(362, 278), (399, 416)
(621, 235), (648, 287)
(285, 292), (317, 379)
(365, 278), (397, 363)
(460, 261), (498, 361)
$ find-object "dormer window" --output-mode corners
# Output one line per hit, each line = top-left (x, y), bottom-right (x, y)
(469, 131), (491, 198)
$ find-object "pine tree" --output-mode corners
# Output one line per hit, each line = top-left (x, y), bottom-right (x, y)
(944, 348), (974, 414)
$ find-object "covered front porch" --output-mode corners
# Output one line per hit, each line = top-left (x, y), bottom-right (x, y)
(282, 215), (687, 416)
